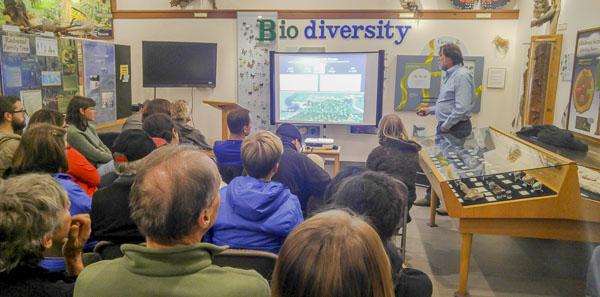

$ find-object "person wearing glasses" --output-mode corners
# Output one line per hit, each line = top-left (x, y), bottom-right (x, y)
(0, 96), (27, 177)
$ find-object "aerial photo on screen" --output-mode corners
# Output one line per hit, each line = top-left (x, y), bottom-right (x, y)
(278, 54), (366, 124)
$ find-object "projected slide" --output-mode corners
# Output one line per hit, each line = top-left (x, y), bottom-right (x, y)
(278, 54), (366, 123)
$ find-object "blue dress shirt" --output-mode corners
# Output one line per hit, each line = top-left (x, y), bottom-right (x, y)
(430, 64), (475, 130)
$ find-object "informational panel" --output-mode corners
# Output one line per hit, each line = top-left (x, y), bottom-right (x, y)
(57, 38), (81, 113)
(394, 55), (484, 113)
(237, 12), (277, 132)
(567, 27), (600, 139)
(36, 36), (62, 111)
(115, 44), (132, 119)
(0, 32), (42, 113)
(83, 40), (116, 124)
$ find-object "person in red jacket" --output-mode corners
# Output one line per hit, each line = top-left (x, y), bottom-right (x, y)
(28, 110), (100, 196)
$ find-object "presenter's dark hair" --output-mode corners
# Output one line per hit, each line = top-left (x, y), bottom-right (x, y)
(227, 108), (250, 135)
(66, 96), (95, 131)
(440, 43), (464, 66)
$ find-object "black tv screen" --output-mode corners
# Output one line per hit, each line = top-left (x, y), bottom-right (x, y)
(142, 41), (217, 88)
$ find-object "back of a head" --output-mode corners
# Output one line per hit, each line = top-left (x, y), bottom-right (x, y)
(130, 145), (221, 244)
(171, 99), (190, 122)
(378, 113), (407, 141)
(276, 123), (302, 144)
(142, 113), (175, 142)
(112, 129), (156, 163)
(29, 109), (65, 127)
(0, 174), (68, 273)
(66, 96), (95, 131)
(241, 131), (283, 179)
(331, 171), (407, 240)
(227, 108), (250, 135)
(142, 98), (172, 121)
(0, 96), (20, 124)
(272, 209), (394, 297)
(12, 123), (68, 175)
(323, 166), (367, 204)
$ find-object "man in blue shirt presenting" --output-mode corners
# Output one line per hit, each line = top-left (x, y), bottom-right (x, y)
(414, 43), (475, 211)
(417, 43), (475, 137)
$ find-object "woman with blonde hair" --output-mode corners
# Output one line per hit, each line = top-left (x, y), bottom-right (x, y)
(367, 113), (421, 214)
(271, 209), (395, 297)
(171, 99), (211, 149)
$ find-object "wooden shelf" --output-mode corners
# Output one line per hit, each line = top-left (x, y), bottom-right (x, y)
(112, 8), (518, 20)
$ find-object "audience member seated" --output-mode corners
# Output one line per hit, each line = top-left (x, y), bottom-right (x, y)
(0, 174), (91, 297)
(141, 98), (171, 122)
(273, 123), (331, 216)
(331, 171), (433, 297)
(91, 129), (156, 244)
(214, 107), (251, 183)
(122, 100), (150, 131)
(74, 145), (270, 297)
(271, 209), (395, 297)
(205, 131), (303, 253)
(171, 99), (211, 149)
(29, 109), (100, 196)
(322, 165), (366, 205)
(66, 96), (112, 172)
(367, 113), (422, 213)
(11, 123), (91, 217)
(0, 96), (26, 177)
(142, 113), (179, 147)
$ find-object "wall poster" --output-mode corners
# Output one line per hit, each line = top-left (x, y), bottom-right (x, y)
(567, 27), (600, 139)
(394, 54), (484, 112)
(83, 40), (115, 124)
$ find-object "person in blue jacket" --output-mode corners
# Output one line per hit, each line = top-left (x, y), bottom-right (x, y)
(205, 131), (303, 254)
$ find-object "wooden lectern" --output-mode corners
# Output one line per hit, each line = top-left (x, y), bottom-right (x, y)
(203, 100), (242, 140)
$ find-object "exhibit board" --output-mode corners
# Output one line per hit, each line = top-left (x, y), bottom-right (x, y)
(57, 38), (81, 113)
(567, 27), (600, 139)
(394, 55), (484, 112)
(1, 32), (44, 113)
(83, 40), (116, 124)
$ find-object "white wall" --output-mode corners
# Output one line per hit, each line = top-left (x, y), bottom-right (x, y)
(113, 18), (237, 143)
(113, 0), (520, 161)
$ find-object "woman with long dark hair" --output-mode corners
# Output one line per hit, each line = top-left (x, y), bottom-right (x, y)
(65, 96), (112, 167)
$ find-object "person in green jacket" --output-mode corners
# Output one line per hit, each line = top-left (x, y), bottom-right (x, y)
(66, 96), (112, 168)
(74, 145), (270, 297)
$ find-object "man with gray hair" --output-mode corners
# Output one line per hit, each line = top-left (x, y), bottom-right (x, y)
(74, 145), (270, 297)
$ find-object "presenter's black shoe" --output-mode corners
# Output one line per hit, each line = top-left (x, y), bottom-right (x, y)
(414, 197), (431, 207)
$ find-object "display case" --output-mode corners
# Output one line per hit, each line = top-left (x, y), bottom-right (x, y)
(417, 127), (600, 297)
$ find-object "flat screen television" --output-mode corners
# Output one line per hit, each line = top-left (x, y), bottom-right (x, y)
(142, 41), (217, 88)
(270, 51), (384, 126)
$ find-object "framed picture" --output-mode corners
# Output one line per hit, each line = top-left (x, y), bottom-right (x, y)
(567, 27), (600, 141)
(487, 67), (506, 89)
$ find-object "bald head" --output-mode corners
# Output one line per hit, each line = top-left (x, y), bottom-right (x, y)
(130, 145), (221, 245)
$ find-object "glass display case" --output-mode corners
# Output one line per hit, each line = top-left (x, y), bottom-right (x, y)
(417, 127), (571, 206)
